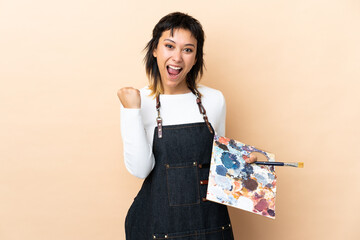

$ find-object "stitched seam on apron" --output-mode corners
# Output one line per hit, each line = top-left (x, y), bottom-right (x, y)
(153, 224), (231, 239)
(162, 123), (206, 130)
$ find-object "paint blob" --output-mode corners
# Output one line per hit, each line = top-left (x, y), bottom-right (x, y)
(243, 178), (258, 191)
(215, 165), (228, 176)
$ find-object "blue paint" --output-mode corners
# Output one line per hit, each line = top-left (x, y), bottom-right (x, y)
(238, 164), (254, 180)
(254, 173), (270, 186)
(229, 139), (243, 152)
(267, 173), (275, 180)
(215, 175), (232, 190)
(216, 165), (228, 176)
(243, 164), (254, 175)
(221, 152), (240, 169)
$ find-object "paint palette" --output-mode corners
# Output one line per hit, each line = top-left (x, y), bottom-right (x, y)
(206, 135), (277, 219)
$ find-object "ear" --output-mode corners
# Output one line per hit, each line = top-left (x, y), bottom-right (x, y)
(153, 48), (157, 58)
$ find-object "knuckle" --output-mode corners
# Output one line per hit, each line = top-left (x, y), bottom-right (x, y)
(118, 87), (134, 94)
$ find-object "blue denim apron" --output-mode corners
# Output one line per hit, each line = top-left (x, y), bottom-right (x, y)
(125, 92), (234, 240)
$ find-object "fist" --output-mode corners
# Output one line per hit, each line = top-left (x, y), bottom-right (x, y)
(117, 87), (141, 109)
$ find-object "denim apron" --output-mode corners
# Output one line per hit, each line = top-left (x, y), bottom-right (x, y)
(125, 91), (234, 240)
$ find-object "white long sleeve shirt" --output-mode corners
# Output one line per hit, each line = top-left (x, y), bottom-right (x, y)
(120, 84), (226, 179)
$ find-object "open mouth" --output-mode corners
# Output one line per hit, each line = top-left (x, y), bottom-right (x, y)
(167, 65), (183, 77)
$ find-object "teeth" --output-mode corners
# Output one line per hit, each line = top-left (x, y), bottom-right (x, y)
(168, 65), (182, 70)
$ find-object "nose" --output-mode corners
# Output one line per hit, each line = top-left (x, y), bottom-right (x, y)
(172, 49), (183, 63)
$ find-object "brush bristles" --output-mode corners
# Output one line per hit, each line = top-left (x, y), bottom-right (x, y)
(284, 162), (304, 168)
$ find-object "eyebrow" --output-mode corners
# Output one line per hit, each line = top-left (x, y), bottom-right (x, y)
(164, 39), (195, 48)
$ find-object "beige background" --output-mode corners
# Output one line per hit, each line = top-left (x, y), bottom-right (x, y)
(1, 0), (359, 239)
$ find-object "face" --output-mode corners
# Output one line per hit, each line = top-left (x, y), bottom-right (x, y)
(153, 28), (197, 94)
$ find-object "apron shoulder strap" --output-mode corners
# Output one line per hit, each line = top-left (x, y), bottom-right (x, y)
(194, 90), (214, 134)
(155, 90), (214, 139)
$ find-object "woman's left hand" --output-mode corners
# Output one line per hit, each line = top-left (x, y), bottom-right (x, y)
(245, 153), (258, 163)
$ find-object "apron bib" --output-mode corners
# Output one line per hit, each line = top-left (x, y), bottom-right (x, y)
(125, 91), (234, 240)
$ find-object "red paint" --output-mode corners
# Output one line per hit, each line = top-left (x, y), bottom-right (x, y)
(255, 199), (268, 212)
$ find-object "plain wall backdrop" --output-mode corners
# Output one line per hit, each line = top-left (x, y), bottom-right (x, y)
(1, 0), (359, 239)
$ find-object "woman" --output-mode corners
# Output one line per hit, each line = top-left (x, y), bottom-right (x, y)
(118, 12), (256, 240)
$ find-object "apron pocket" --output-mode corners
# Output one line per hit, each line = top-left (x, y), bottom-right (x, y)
(165, 161), (200, 206)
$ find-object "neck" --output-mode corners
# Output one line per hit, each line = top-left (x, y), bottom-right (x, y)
(162, 85), (191, 95)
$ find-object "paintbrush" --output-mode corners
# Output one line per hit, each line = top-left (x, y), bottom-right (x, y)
(255, 161), (304, 168)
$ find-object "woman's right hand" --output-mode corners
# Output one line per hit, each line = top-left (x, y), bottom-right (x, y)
(117, 87), (141, 108)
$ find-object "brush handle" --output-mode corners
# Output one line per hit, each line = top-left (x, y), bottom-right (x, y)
(255, 161), (284, 166)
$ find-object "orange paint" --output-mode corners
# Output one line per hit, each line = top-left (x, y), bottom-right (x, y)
(218, 136), (230, 144)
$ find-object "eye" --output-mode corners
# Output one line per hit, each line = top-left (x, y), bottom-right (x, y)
(165, 44), (174, 49)
(184, 48), (194, 53)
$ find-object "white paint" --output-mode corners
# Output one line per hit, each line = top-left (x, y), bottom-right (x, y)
(236, 196), (254, 212)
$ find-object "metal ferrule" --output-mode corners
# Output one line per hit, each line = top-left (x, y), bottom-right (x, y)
(284, 162), (298, 167)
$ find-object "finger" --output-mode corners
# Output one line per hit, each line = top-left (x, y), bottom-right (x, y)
(249, 155), (257, 163)
(245, 154), (257, 163)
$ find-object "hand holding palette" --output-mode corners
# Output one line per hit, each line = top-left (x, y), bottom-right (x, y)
(206, 135), (278, 219)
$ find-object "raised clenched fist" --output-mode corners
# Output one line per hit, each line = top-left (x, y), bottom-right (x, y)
(117, 87), (141, 109)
